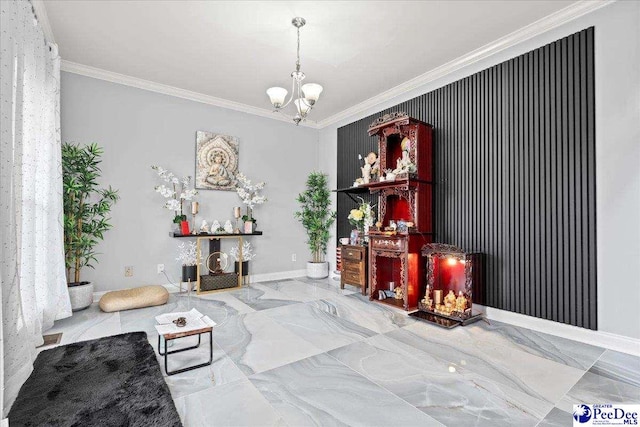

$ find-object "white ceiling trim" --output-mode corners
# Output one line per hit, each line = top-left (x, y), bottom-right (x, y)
(31, 0), (56, 44)
(316, 0), (615, 128)
(60, 60), (320, 129)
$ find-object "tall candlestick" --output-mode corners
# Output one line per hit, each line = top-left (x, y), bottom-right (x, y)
(190, 202), (198, 234)
(233, 206), (242, 233)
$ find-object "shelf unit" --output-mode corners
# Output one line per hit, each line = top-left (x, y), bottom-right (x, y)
(367, 113), (434, 311)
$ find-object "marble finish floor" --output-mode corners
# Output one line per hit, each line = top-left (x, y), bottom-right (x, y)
(43, 277), (640, 426)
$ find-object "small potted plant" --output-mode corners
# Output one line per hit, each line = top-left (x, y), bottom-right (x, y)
(235, 172), (267, 232)
(295, 172), (336, 279)
(229, 241), (256, 281)
(176, 241), (197, 283)
(63, 143), (119, 311)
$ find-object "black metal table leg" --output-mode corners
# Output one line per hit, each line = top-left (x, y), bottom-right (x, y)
(159, 330), (213, 376)
(158, 333), (202, 356)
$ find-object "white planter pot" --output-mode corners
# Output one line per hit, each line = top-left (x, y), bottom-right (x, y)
(68, 282), (94, 311)
(306, 261), (329, 279)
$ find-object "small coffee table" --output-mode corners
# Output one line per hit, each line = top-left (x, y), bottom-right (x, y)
(158, 326), (213, 376)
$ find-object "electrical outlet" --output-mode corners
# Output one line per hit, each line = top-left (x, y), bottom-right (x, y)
(157, 264), (165, 274)
(291, 254), (296, 262)
(124, 266), (133, 277)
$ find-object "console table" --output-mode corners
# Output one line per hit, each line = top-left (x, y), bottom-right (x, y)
(172, 232), (262, 294)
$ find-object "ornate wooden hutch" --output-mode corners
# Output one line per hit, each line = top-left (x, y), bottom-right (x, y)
(366, 112), (434, 311)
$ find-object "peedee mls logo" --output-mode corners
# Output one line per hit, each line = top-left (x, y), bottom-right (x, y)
(573, 404), (639, 426)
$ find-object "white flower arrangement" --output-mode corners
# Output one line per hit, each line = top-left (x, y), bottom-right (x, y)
(235, 172), (267, 216)
(152, 165), (198, 223)
(176, 241), (197, 266)
(229, 241), (256, 262)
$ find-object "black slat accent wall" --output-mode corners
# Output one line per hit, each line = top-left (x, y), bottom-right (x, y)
(337, 28), (596, 329)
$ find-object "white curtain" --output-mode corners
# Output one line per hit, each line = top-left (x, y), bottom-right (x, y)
(0, 0), (72, 416)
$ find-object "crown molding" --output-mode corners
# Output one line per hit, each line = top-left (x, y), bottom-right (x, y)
(60, 60), (320, 129)
(316, 0), (615, 128)
(31, 0), (56, 45)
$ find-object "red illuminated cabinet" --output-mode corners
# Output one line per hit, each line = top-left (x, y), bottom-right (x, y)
(366, 113), (434, 311)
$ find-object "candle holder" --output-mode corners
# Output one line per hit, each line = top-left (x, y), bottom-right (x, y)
(233, 206), (241, 233)
(191, 201), (199, 235)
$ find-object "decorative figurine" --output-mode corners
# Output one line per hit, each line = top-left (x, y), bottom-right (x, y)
(211, 220), (221, 232)
(444, 290), (456, 306)
(392, 137), (417, 175)
(173, 317), (187, 327)
(199, 220), (210, 233)
(455, 291), (468, 312)
(384, 169), (396, 181)
(213, 258), (224, 274)
(394, 286), (404, 300)
(224, 220), (233, 234)
(360, 152), (380, 184)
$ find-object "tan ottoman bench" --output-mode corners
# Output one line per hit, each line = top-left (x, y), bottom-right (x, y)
(99, 285), (169, 312)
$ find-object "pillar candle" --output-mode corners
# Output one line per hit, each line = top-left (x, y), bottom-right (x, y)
(434, 289), (443, 305)
(234, 206), (242, 218)
(191, 201), (199, 215)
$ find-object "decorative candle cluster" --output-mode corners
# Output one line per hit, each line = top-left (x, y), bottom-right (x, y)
(421, 287), (469, 317)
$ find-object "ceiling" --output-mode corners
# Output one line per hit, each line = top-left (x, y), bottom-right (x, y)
(44, 0), (578, 124)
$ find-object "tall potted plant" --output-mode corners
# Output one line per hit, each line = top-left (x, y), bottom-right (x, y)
(63, 143), (119, 311)
(295, 172), (336, 278)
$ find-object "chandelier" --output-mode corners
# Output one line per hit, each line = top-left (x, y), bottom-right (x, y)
(266, 17), (323, 125)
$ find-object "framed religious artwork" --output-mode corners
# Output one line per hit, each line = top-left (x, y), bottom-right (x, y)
(195, 131), (239, 191)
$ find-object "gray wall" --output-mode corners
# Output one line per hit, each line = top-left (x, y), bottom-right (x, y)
(61, 72), (319, 292)
(319, 1), (640, 339)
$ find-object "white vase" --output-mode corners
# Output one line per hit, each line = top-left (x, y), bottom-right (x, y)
(68, 281), (94, 311)
(306, 261), (329, 279)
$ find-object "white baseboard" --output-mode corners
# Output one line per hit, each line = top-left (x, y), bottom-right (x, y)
(250, 269), (307, 283)
(474, 303), (640, 357)
(91, 270), (307, 300)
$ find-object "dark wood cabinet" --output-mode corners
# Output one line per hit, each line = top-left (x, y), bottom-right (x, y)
(340, 245), (367, 295)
